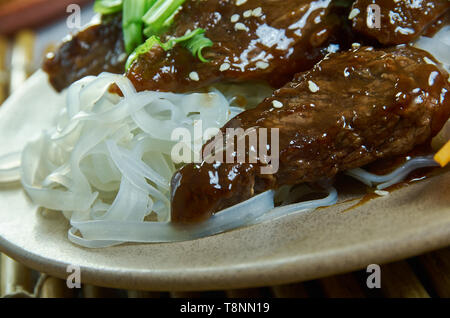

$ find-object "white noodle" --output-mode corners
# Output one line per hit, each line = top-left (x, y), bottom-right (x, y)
(68, 190), (275, 247)
(0, 152), (21, 183)
(346, 155), (439, 190)
(251, 187), (338, 224)
(18, 73), (246, 223)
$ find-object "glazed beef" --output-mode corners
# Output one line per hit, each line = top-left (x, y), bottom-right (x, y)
(126, 0), (349, 93)
(350, 0), (450, 45)
(170, 46), (450, 223)
(43, 15), (126, 92)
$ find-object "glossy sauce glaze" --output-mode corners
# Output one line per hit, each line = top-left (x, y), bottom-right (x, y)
(171, 46), (450, 224)
(337, 143), (440, 213)
(341, 163), (444, 213)
(42, 1), (450, 93)
(422, 9), (450, 37)
(350, 0), (450, 45)
(126, 0), (353, 93)
(43, 14), (126, 92)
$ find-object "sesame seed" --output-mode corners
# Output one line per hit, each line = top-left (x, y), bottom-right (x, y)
(252, 7), (262, 17)
(272, 100), (283, 108)
(220, 63), (231, 72)
(231, 14), (240, 23)
(236, 0), (247, 6)
(234, 22), (249, 31)
(243, 10), (252, 18)
(308, 80), (319, 93)
(189, 71), (200, 81)
(374, 190), (389, 196)
(256, 61), (269, 69)
(348, 8), (360, 19)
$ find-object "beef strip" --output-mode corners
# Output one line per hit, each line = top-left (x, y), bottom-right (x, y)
(350, 0), (450, 45)
(170, 45), (450, 223)
(43, 14), (126, 92)
(126, 0), (351, 93)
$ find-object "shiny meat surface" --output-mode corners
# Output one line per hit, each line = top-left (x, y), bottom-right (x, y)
(43, 14), (126, 92)
(127, 0), (349, 92)
(350, 0), (450, 45)
(170, 46), (450, 223)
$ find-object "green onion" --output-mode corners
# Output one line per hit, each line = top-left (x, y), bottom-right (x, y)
(122, 0), (155, 54)
(142, 0), (186, 36)
(95, 0), (213, 69)
(181, 31), (213, 63)
(125, 28), (212, 70)
(94, 0), (123, 15)
(143, 6), (182, 37)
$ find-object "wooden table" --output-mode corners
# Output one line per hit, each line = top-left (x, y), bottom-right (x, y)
(1, 248), (449, 298)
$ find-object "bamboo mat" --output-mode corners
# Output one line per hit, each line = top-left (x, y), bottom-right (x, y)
(0, 30), (449, 299)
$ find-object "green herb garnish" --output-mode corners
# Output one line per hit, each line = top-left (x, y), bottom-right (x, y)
(122, 0), (155, 53)
(181, 31), (213, 63)
(94, 0), (123, 15)
(125, 28), (213, 70)
(94, 0), (213, 69)
(142, 0), (187, 36)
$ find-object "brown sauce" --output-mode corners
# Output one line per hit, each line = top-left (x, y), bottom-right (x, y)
(341, 159), (443, 213)
(422, 10), (450, 38)
(351, 0), (450, 45)
(126, 0), (353, 93)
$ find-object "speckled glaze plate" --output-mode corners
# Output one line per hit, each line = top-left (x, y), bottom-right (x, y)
(0, 72), (449, 292)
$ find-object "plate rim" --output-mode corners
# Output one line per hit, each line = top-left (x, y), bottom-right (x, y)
(1, 215), (449, 291)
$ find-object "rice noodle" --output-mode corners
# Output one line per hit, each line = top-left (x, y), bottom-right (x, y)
(68, 190), (275, 247)
(0, 152), (21, 183)
(251, 186), (338, 224)
(18, 74), (241, 216)
(346, 155), (439, 190)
